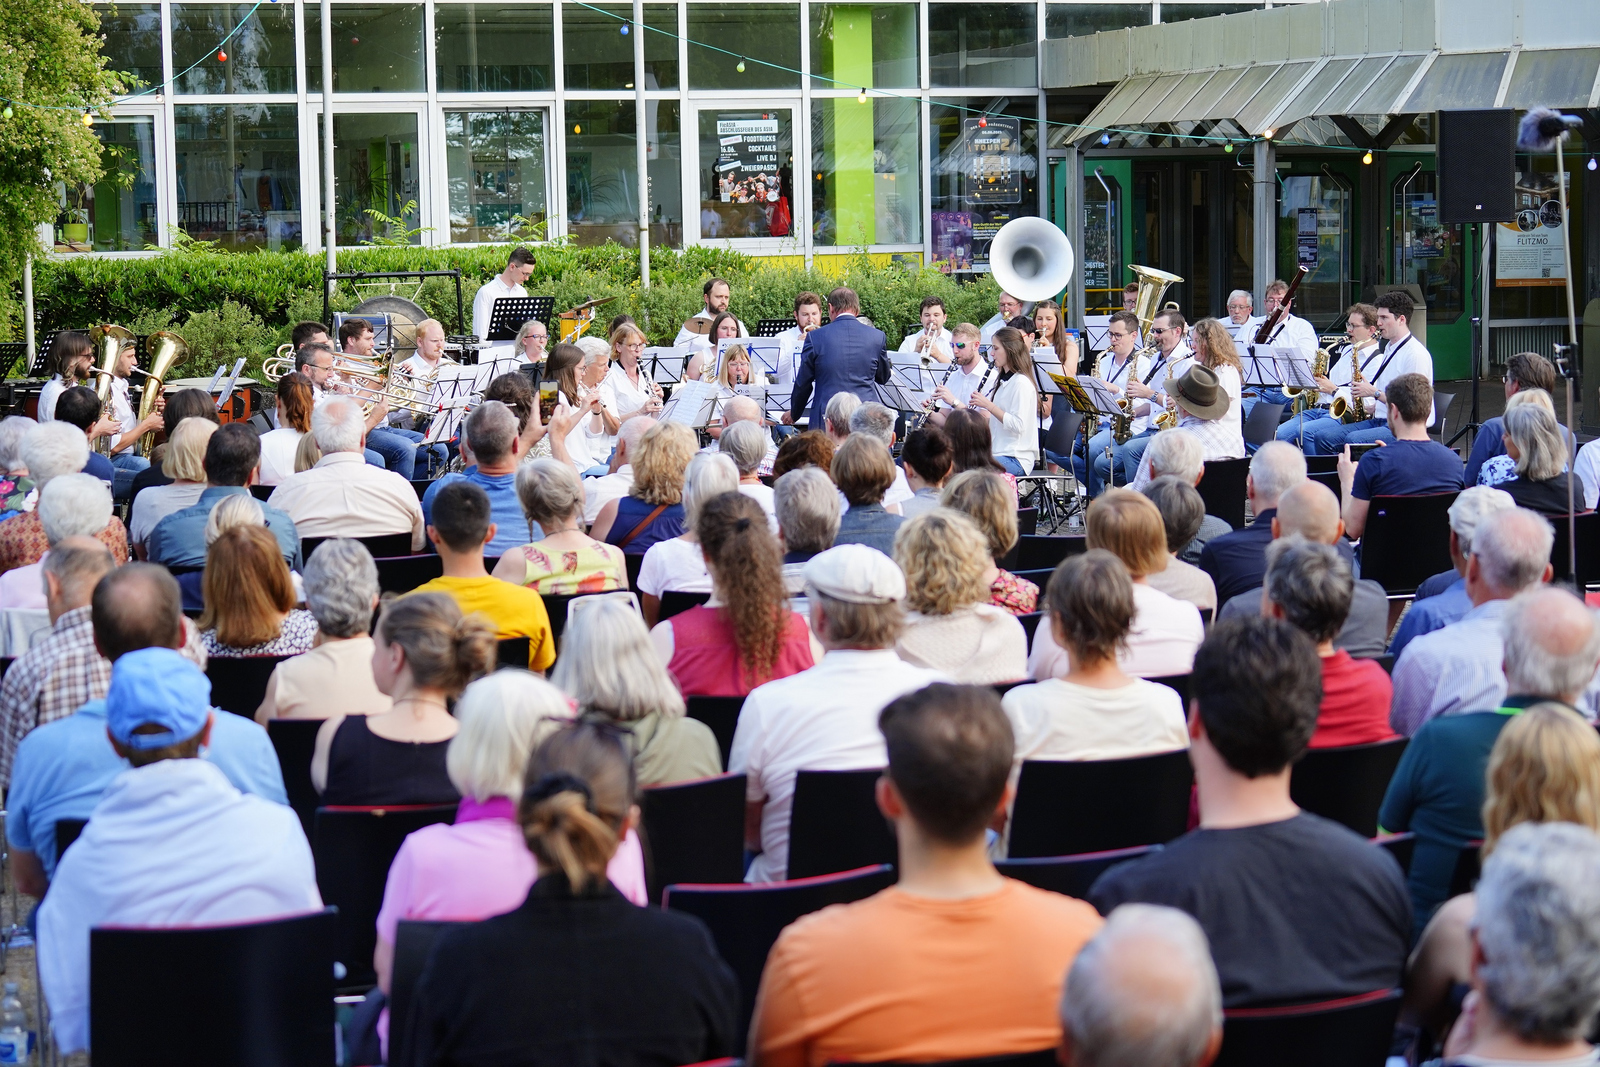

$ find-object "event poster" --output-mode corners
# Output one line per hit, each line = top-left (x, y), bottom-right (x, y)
(1297, 207), (1319, 269)
(931, 211), (974, 272)
(962, 117), (1023, 205)
(714, 118), (781, 203)
(971, 210), (1015, 272)
(1496, 171), (1568, 287)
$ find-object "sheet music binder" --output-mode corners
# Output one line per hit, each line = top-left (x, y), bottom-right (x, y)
(487, 297), (554, 341)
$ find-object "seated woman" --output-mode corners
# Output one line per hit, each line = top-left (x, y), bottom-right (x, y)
(1495, 399), (1579, 514)
(198, 521), (318, 658)
(719, 420), (777, 529)
(370, 671), (649, 1060)
(408, 720), (739, 1066)
(942, 406), (1017, 505)
(258, 371), (313, 487)
(590, 421), (695, 555)
(1402, 703), (1600, 1047)
(831, 434), (903, 555)
(1137, 476), (1219, 613)
(1001, 549), (1187, 767)
(553, 597), (721, 785)
(1477, 388), (1556, 488)
(636, 453), (740, 627)
(128, 417), (215, 554)
(493, 458), (626, 595)
(311, 593), (496, 805)
(941, 469), (1038, 614)
(257, 538), (391, 723)
(1028, 489), (1204, 680)
(892, 508), (1027, 684)
(650, 491), (818, 697)
(771, 429), (834, 480)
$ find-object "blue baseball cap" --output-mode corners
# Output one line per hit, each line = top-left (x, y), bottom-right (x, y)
(106, 647), (213, 751)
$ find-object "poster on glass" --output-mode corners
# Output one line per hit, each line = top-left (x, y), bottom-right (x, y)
(1496, 171), (1568, 287)
(702, 112), (793, 239)
(957, 116), (1023, 272)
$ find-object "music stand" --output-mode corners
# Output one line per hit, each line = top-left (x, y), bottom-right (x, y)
(721, 337), (784, 383)
(660, 379), (719, 428)
(487, 297), (554, 342)
(646, 347), (688, 388)
(755, 319), (793, 338)
(0, 344), (28, 383)
(1031, 346), (1065, 395)
(215, 358), (247, 412)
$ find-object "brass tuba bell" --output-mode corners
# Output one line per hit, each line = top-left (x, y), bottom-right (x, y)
(136, 331), (188, 457)
(87, 324), (134, 456)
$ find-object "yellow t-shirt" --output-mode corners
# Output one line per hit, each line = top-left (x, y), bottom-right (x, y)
(410, 575), (556, 672)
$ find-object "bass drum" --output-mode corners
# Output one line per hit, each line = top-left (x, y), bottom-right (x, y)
(350, 295), (428, 361)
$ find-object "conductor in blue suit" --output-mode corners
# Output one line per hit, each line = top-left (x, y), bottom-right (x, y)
(788, 287), (892, 427)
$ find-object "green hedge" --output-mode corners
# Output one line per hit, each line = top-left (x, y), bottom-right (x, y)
(29, 244), (1000, 382)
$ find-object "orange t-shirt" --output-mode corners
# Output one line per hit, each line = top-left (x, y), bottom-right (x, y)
(750, 880), (1103, 1067)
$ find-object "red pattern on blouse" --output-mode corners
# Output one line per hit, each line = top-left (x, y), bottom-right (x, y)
(989, 569), (1038, 615)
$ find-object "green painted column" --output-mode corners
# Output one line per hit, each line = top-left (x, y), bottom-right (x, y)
(829, 7), (875, 246)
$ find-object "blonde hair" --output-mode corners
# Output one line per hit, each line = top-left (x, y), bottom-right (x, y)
(1191, 318), (1244, 375)
(942, 469), (1018, 561)
(199, 525), (295, 649)
(516, 457), (585, 531)
(609, 322), (647, 357)
(551, 596), (686, 721)
(378, 592), (497, 696)
(448, 671), (572, 801)
(894, 508), (991, 615)
(161, 417), (217, 482)
(1088, 488), (1170, 580)
(519, 722), (635, 893)
(832, 433), (896, 507)
(204, 492), (264, 546)
(715, 344), (753, 389)
(631, 422), (696, 506)
(294, 431), (322, 473)
(1483, 703), (1600, 858)
(1503, 395), (1568, 481)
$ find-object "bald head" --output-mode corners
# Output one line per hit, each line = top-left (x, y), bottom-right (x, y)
(616, 413), (657, 461)
(1274, 481), (1343, 544)
(91, 563), (184, 662)
(1503, 587), (1600, 703)
(722, 395), (762, 426)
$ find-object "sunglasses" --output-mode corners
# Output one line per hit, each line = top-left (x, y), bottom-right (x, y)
(954, 342), (970, 350)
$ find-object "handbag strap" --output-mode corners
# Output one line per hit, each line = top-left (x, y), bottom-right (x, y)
(616, 504), (669, 550)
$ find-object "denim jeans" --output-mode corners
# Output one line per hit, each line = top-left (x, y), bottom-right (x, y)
(995, 454), (1027, 477)
(1300, 415), (1390, 455)
(1276, 407), (1332, 451)
(111, 451), (149, 500)
(367, 427), (419, 480)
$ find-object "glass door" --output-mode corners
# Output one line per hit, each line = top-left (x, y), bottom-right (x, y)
(691, 104), (797, 244)
(443, 109), (549, 244)
(315, 109), (427, 246)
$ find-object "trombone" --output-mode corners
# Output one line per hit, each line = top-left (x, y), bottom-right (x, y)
(263, 347), (437, 416)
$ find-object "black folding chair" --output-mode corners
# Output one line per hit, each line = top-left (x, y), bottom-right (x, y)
(1362, 653), (1396, 674)
(1359, 492), (1458, 597)
(664, 864), (897, 1054)
(374, 554), (444, 594)
(786, 769), (896, 880)
(1214, 988), (1402, 1067)
(1011, 568), (1055, 593)
(625, 552), (645, 590)
(1289, 738), (1409, 838)
(1448, 841), (1482, 898)
(1014, 535), (1088, 571)
(1549, 510), (1600, 591)
(1008, 750), (1194, 858)
(996, 844), (1158, 900)
(55, 818), (87, 862)
(1431, 391), (1456, 442)
(1149, 673), (1191, 706)
(313, 804), (457, 990)
(1015, 506), (1038, 536)
(685, 695), (744, 771)
(303, 532), (415, 561)
(0, 656), (13, 680)
(205, 655), (293, 718)
(409, 479), (432, 500)
(267, 718), (325, 841)
(1305, 453), (1339, 475)
(496, 637), (530, 670)
(1196, 457), (1250, 531)
(1243, 402), (1285, 448)
(247, 484), (274, 502)
(659, 590), (713, 621)
(640, 773), (748, 903)
(90, 908), (337, 1067)
(388, 919), (469, 1067)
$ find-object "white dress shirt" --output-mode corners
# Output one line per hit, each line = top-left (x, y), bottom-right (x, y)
(1094, 350), (1150, 432)
(674, 309), (749, 348)
(1367, 333), (1435, 426)
(107, 376), (137, 452)
(38, 758), (321, 1054)
(398, 353), (449, 380)
(266, 451), (426, 551)
(979, 313), (1007, 344)
(1259, 312), (1318, 358)
(584, 463), (634, 525)
(731, 648), (946, 883)
(775, 326), (806, 386)
(946, 360), (990, 407)
(1028, 583), (1203, 681)
(472, 275), (528, 342)
(37, 376), (68, 423)
(897, 326), (954, 363)
(1576, 441), (1600, 511)
(987, 373), (1039, 472)
(599, 362), (656, 422)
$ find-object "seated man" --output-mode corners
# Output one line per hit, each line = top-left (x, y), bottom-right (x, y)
(268, 396), (426, 553)
(48, 386), (117, 487)
(1438, 822), (1600, 1067)
(37, 645), (320, 1055)
(7, 563), (288, 897)
(773, 467), (840, 596)
(145, 423), (301, 570)
(1336, 372), (1464, 539)
(749, 683), (1102, 1065)
(411, 480), (555, 673)
(0, 422), (128, 575)
(1389, 486), (1515, 657)
(422, 401), (533, 558)
(1197, 442), (1306, 604)
(731, 544), (945, 882)
(1090, 615), (1411, 1007)
(584, 414), (656, 525)
(1059, 904), (1223, 1067)
(1381, 586), (1600, 937)
(1260, 536), (1395, 748)
(1140, 429), (1232, 564)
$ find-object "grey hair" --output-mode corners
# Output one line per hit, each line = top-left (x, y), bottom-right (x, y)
(825, 391), (862, 436)
(22, 422), (88, 487)
(1472, 506), (1553, 595)
(0, 416), (37, 471)
(1141, 476), (1206, 553)
(575, 336), (610, 365)
(849, 401), (896, 447)
(1248, 441), (1307, 505)
(1502, 587), (1600, 700)
(718, 420), (768, 477)
(1264, 535), (1353, 644)
(448, 670), (571, 800)
(43, 535), (115, 605)
(516, 457), (585, 530)
(774, 466), (841, 554)
(551, 597), (686, 721)
(465, 400), (518, 465)
(38, 474), (111, 546)
(1145, 429), (1204, 484)
(683, 452), (739, 529)
(1449, 486), (1516, 556)
(303, 538), (379, 638)
(1061, 903), (1222, 1067)
(1503, 400), (1568, 482)
(1227, 289), (1253, 307)
(617, 413), (657, 457)
(311, 396), (366, 454)
(204, 493), (263, 546)
(1474, 821), (1600, 1043)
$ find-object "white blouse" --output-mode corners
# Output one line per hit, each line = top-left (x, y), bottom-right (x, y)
(986, 372), (1039, 472)
(600, 361), (656, 420)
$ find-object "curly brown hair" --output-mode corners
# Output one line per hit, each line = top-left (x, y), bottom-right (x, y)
(697, 491), (791, 686)
(772, 430), (834, 479)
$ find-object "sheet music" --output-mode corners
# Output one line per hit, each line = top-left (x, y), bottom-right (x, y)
(1030, 346), (1065, 394)
(733, 381), (768, 409)
(1243, 345), (1317, 389)
(1082, 315), (1111, 350)
(661, 379), (719, 427)
(1067, 376), (1125, 416)
(647, 346), (690, 385)
(720, 337), (784, 380)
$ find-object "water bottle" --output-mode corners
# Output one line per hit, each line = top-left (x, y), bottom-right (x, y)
(0, 980), (32, 1065)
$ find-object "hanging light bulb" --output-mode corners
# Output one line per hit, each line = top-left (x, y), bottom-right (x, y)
(217, 48), (228, 61)
(978, 116), (987, 128)
(620, 22), (629, 34)
(1589, 157), (1598, 172)
(1223, 141), (1234, 154)
(1261, 128), (1275, 140)
(574, 123), (582, 134)
(82, 111), (94, 126)
(1362, 150), (1373, 165)
(1099, 133), (1111, 146)
(1, 105), (12, 120)
(858, 88), (867, 104)
(736, 58), (746, 73)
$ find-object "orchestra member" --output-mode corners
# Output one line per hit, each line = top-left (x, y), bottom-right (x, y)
(1276, 303), (1382, 447)
(1121, 283), (1139, 312)
(980, 291), (1025, 343)
(898, 296), (953, 363)
(471, 247), (535, 342)
(1224, 290), (1258, 343)
(776, 292), (824, 388)
(674, 277), (749, 347)
(1242, 278), (1318, 421)
(38, 332), (94, 424)
(1079, 310), (1148, 497)
(929, 323), (991, 413)
(515, 318), (549, 367)
(96, 339), (166, 498)
(372, 319), (447, 481)
(685, 311), (742, 382)
(600, 323), (664, 425)
(1299, 290), (1435, 454)
(1031, 300), (1080, 377)
(1110, 309), (1193, 487)
(962, 327), (1038, 478)
(1128, 364), (1245, 492)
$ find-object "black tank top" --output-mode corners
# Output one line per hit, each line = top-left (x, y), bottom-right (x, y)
(323, 715), (461, 807)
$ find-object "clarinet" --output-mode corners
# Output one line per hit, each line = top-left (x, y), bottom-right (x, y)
(911, 357), (961, 431)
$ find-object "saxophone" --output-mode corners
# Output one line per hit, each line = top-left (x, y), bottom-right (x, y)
(1330, 340), (1372, 424)
(1289, 345), (1333, 415)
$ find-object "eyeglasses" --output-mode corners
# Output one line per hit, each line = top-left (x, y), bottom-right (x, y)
(567, 590), (643, 620)
(1107, 330), (1130, 340)
(954, 342), (970, 350)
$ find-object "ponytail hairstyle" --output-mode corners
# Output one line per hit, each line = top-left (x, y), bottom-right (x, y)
(519, 721), (636, 892)
(698, 490), (789, 685)
(376, 592), (496, 696)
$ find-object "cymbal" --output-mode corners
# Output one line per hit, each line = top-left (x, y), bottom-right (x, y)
(351, 295), (427, 357)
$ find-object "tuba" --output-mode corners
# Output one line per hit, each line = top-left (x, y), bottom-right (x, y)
(990, 217), (1077, 304)
(87, 324), (133, 456)
(136, 331), (187, 458)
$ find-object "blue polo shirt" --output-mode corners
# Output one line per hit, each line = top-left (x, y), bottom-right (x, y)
(146, 486), (302, 570)
(422, 467), (542, 559)
(5, 700), (288, 877)
(1350, 439), (1464, 501)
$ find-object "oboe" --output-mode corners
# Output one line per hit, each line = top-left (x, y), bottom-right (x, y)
(911, 357), (961, 431)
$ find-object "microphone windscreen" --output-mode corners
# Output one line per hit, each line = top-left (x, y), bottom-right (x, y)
(1518, 107), (1572, 153)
